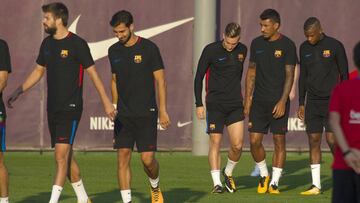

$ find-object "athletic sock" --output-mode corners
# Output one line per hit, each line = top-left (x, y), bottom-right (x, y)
(71, 179), (89, 203)
(311, 164), (321, 189)
(0, 197), (9, 203)
(120, 189), (131, 203)
(49, 185), (63, 203)
(256, 160), (269, 177)
(210, 170), (222, 187)
(149, 176), (160, 188)
(224, 158), (238, 176)
(270, 167), (283, 186)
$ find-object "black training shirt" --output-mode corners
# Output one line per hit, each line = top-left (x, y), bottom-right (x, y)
(36, 32), (94, 113)
(0, 39), (12, 116)
(108, 37), (164, 117)
(194, 41), (247, 107)
(299, 35), (348, 105)
(249, 35), (297, 102)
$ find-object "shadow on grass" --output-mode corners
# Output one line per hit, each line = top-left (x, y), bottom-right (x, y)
(90, 189), (149, 203)
(164, 187), (207, 203)
(89, 187), (207, 203)
(235, 158), (332, 192)
(280, 158), (331, 192)
(17, 192), (72, 203)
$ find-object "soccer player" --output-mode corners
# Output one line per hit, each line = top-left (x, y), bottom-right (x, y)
(298, 17), (348, 195)
(108, 10), (170, 203)
(249, 63), (299, 178)
(6, 3), (116, 203)
(244, 9), (296, 194)
(329, 41), (360, 203)
(0, 39), (11, 203)
(194, 23), (247, 193)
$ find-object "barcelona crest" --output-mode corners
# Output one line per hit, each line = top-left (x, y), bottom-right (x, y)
(60, 49), (69, 58)
(323, 50), (331, 58)
(238, 54), (245, 62)
(134, 55), (142, 63)
(274, 50), (282, 58)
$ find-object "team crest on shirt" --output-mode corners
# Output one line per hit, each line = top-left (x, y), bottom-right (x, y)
(209, 124), (216, 130)
(134, 55), (142, 63)
(274, 50), (282, 58)
(60, 49), (69, 58)
(323, 50), (331, 58)
(238, 54), (245, 62)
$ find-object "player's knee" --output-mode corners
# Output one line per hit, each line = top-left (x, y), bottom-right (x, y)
(55, 154), (68, 167)
(118, 157), (131, 168)
(231, 142), (243, 152)
(0, 159), (5, 169)
(210, 140), (221, 149)
(274, 143), (285, 152)
(141, 154), (155, 167)
(250, 138), (261, 148)
(118, 149), (131, 160)
(309, 138), (321, 151)
(273, 140), (285, 151)
(326, 136), (335, 146)
(0, 154), (4, 164)
(210, 136), (221, 146)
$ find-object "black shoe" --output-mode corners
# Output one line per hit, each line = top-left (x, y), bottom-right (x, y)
(222, 168), (236, 193)
(211, 185), (223, 194)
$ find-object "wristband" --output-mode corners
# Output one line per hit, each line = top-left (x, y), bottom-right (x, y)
(342, 150), (352, 157)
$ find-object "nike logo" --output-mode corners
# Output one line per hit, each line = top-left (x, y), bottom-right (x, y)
(69, 15), (194, 61)
(113, 58), (121, 63)
(305, 53), (312, 57)
(218, 57), (227, 61)
(177, 121), (192, 127)
(58, 137), (68, 141)
(256, 50), (264, 54)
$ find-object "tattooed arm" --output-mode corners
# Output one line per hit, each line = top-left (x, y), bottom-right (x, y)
(272, 64), (295, 119)
(244, 61), (256, 117)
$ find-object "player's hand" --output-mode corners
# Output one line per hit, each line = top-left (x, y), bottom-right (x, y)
(159, 110), (171, 129)
(196, 106), (205, 120)
(7, 86), (23, 108)
(344, 148), (360, 174)
(244, 99), (252, 117)
(104, 102), (117, 121)
(272, 99), (286, 119)
(297, 105), (305, 121)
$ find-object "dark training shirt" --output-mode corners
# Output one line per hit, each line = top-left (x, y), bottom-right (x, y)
(36, 32), (94, 113)
(249, 35), (297, 102)
(109, 37), (164, 117)
(194, 41), (247, 107)
(299, 35), (348, 105)
(0, 39), (12, 116)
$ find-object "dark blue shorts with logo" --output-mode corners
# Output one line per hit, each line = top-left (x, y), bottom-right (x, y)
(113, 113), (158, 152)
(47, 111), (82, 148)
(206, 102), (245, 134)
(248, 100), (290, 135)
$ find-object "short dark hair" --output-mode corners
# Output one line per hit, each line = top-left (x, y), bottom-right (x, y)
(354, 41), (360, 69)
(304, 17), (321, 31)
(110, 10), (133, 27)
(260, 9), (280, 25)
(225, 23), (241, 38)
(42, 2), (69, 26)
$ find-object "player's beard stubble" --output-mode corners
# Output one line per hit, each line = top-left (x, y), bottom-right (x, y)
(119, 32), (132, 45)
(44, 24), (57, 36)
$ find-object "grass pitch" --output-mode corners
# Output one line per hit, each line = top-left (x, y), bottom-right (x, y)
(6, 152), (333, 202)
